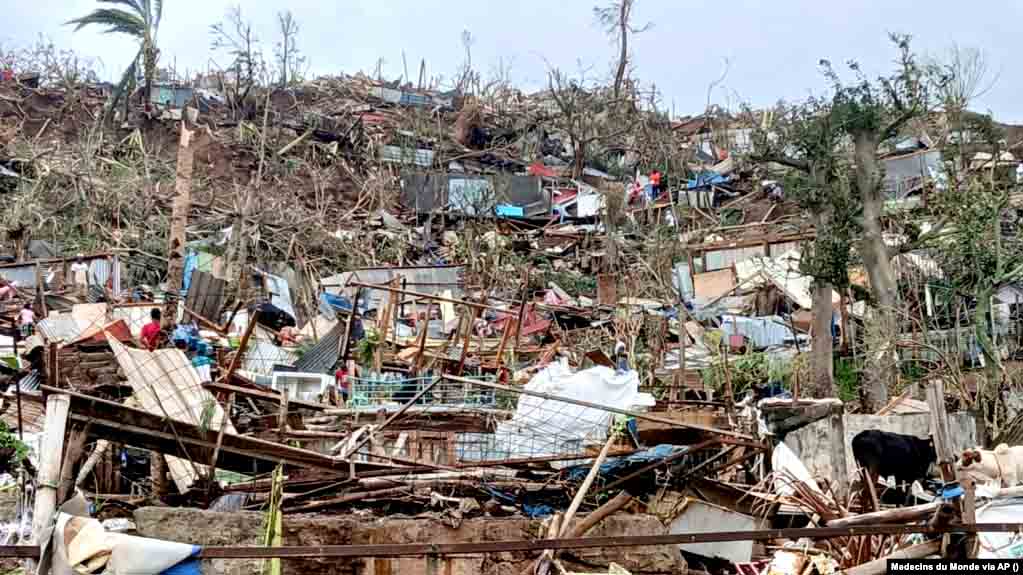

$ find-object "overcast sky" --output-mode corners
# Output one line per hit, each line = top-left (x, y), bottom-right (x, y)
(6, 0), (1023, 121)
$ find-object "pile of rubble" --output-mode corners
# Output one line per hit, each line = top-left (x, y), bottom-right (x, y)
(0, 70), (1019, 575)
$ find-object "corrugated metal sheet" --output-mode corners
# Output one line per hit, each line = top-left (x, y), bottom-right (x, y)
(720, 315), (798, 348)
(0, 263), (39, 289)
(36, 317), (88, 343)
(185, 270), (227, 322)
(321, 265), (464, 312)
(111, 305), (161, 338)
(449, 176), (493, 215)
(293, 320), (344, 374)
(241, 330), (299, 375)
(262, 272), (295, 319)
(705, 245), (765, 271)
(380, 145), (434, 168)
(18, 371), (41, 392)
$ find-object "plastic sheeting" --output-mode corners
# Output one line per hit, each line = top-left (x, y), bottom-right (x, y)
(463, 360), (653, 463)
(771, 442), (824, 497)
(51, 512), (200, 575)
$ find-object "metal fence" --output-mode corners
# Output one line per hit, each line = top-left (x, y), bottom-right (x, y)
(348, 372), (498, 409)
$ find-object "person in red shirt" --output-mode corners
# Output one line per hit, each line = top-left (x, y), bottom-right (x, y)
(140, 308), (163, 351)
(650, 170), (663, 199)
(335, 367), (350, 404)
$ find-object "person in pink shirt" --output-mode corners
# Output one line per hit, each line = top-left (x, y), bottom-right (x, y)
(18, 303), (35, 337)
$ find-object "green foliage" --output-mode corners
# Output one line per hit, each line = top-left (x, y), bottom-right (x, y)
(355, 328), (381, 367)
(823, 34), (929, 138)
(702, 350), (792, 397)
(833, 357), (861, 402)
(0, 421), (29, 470)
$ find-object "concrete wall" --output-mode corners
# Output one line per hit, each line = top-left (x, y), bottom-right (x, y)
(134, 507), (682, 575)
(784, 412), (979, 480)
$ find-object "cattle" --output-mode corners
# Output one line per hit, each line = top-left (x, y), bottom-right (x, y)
(959, 444), (1023, 488)
(851, 430), (937, 490)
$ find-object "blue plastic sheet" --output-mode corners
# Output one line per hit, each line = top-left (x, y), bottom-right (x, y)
(565, 444), (686, 482)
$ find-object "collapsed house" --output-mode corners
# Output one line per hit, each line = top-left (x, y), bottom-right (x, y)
(0, 67), (1022, 575)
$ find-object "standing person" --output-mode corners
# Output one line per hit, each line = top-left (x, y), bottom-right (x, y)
(650, 170), (663, 200)
(18, 303), (35, 338)
(335, 366), (351, 404)
(140, 308), (163, 351)
(69, 255), (89, 298)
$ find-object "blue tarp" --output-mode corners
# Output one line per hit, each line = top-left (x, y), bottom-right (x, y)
(182, 252), (199, 292)
(321, 292), (353, 312)
(495, 204), (525, 217)
(687, 171), (729, 189)
(565, 444), (687, 482)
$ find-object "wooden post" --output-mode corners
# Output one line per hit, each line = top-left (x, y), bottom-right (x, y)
(374, 279), (399, 372)
(277, 392), (290, 444)
(559, 434), (618, 536)
(339, 291), (361, 364)
(222, 310), (259, 382)
(926, 381), (956, 482)
(30, 394), (71, 560)
(150, 453), (168, 499)
(962, 477), (978, 558)
(164, 118), (196, 328)
(829, 403), (849, 503)
(456, 304), (481, 375)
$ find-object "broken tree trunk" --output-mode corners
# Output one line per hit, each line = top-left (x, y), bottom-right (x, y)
(164, 117), (196, 328)
(30, 394), (70, 557)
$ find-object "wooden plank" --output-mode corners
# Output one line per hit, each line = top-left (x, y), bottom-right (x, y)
(41, 385), (395, 476)
(693, 269), (737, 300)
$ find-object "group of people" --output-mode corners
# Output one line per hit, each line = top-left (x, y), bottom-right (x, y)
(628, 170), (666, 204)
(2, 255), (94, 340)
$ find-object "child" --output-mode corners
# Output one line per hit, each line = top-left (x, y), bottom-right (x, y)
(18, 303), (35, 337)
(141, 308), (163, 351)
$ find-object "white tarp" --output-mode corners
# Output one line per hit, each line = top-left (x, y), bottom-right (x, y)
(772, 442), (824, 497)
(464, 360), (652, 462)
(50, 512), (199, 575)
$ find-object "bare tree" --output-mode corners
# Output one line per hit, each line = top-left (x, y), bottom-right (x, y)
(455, 30), (477, 94)
(547, 67), (631, 179)
(274, 11), (305, 88)
(593, 0), (650, 99)
(210, 5), (266, 119)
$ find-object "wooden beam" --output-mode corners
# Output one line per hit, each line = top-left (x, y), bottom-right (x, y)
(41, 386), (396, 477)
(222, 309), (259, 382)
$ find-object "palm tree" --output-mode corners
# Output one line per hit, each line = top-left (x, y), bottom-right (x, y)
(67, 0), (162, 119)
